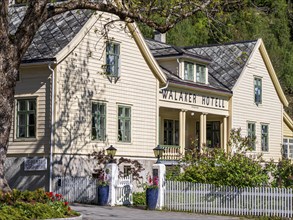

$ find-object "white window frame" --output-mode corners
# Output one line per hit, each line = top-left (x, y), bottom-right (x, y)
(91, 101), (107, 141)
(182, 61), (208, 84)
(283, 138), (293, 158)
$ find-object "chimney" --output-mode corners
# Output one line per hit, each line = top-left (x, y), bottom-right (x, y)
(154, 30), (166, 43)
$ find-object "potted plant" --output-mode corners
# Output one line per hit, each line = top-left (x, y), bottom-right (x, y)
(97, 170), (110, 206)
(145, 175), (159, 210)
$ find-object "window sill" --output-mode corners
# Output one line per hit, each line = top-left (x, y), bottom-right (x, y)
(14, 138), (37, 142)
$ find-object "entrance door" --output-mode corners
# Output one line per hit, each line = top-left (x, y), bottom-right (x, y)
(196, 121), (221, 148)
(206, 121), (220, 148)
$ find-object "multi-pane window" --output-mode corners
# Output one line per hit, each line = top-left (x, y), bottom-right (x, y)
(247, 122), (256, 150)
(16, 99), (36, 138)
(254, 77), (262, 104)
(261, 124), (269, 151)
(283, 138), (293, 158)
(92, 102), (106, 141)
(206, 121), (220, 148)
(184, 62), (194, 81)
(118, 106), (131, 142)
(196, 64), (206, 83)
(163, 119), (179, 145)
(106, 42), (120, 77)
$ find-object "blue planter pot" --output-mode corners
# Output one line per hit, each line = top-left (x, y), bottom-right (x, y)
(98, 185), (109, 206)
(146, 188), (158, 210)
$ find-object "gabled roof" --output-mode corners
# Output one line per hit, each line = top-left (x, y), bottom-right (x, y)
(9, 6), (92, 63)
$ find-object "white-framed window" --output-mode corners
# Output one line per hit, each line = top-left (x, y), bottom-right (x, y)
(261, 124), (269, 152)
(184, 62), (194, 81)
(196, 64), (206, 83)
(247, 122), (256, 150)
(118, 106), (131, 142)
(16, 98), (36, 138)
(283, 138), (293, 158)
(163, 119), (179, 145)
(254, 77), (262, 105)
(106, 42), (120, 77)
(92, 102), (106, 141)
(183, 61), (207, 84)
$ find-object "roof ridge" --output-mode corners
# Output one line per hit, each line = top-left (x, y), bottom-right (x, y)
(183, 39), (258, 50)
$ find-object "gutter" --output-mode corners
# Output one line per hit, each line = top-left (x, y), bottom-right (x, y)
(48, 62), (56, 192)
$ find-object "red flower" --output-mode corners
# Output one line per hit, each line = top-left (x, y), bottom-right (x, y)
(64, 201), (69, 206)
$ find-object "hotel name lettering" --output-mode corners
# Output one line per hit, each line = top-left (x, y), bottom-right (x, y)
(161, 89), (226, 109)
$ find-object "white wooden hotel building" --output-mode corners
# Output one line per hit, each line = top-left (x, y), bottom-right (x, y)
(6, 6), (293, 190)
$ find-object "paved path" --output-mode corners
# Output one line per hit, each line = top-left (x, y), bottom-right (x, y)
(71, 204), (245, 220)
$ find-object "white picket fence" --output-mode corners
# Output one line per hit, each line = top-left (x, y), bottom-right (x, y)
(53, 176), (133, 205)
(54, 176), (98, 204)
(164, 181), (293, 218)
(115, 175), (133, 205)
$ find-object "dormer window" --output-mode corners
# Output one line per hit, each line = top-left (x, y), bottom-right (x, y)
(196, 64), (206, 83)
(184, 62), (194, 81)
(183, 61), (207, 84)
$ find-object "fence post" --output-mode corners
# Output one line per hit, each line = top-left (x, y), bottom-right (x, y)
(106, 163), (118, 206)
(152, 163), (166, 210)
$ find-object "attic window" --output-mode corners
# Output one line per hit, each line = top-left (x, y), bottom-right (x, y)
(183, 61), (207, 84)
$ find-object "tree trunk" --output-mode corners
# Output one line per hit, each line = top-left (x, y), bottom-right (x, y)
(0, 52), (19, 192)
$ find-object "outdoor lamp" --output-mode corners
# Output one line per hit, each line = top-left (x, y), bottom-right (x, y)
(106, 145), (117, 163)
(153, 145), (164, 164)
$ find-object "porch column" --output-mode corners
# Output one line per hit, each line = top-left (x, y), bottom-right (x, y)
(223, 116), (228, 152)
(200, 113), (207, 148)
(179, 110), (186, 155)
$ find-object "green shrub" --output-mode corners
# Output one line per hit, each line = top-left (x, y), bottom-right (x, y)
(0, 189), (79, 219)
(133, 191), (146, 206)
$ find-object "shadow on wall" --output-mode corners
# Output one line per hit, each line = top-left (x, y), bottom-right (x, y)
(52, 36), (109, 178)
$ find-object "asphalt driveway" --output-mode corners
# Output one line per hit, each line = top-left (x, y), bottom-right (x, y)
(71, 204), (246, 220)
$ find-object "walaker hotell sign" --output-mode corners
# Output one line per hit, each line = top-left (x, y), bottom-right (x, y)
(160, 89), (228, 110)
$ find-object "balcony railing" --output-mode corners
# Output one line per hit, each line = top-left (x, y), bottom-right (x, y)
(161, 145), (181, 161)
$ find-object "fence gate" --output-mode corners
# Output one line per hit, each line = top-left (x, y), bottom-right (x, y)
(115, 176), (133, 205)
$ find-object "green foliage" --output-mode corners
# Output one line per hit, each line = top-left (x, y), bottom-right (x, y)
(133, 191), (146, 206)
(0, 189), (78, 220)
(171, 128), (272, 187)
(175, 148), (270, 187)
(271, 158), (293, 188)
(140, 0), (293, 117)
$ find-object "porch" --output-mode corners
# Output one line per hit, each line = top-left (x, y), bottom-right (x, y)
(159, 107), (229, 161)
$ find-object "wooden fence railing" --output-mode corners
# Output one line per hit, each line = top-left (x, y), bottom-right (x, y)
(164, 181), (293, 218)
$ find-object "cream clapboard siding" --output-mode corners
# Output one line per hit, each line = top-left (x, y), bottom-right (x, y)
(232, 48), (283, 161)
(8, 66), (51, 155)
(284, 122), (293, 137)
(54, 13), (158, 158)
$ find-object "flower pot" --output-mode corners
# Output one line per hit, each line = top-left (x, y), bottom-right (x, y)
(98, 185), (109, 206)
(146, 188), (158, 210)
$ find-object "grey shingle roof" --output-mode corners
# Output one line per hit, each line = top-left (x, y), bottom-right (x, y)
(146, 39), (257, 92)
(184, 40), (257, 90)
(145, 38), (211, 63)
(9, 6), (92, 63)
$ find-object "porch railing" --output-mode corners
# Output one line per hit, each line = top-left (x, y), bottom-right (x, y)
(161, 145), (181, 161)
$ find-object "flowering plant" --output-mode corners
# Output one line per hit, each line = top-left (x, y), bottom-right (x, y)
(97, 170), (110, 186)
(145, 175), (159, 189)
